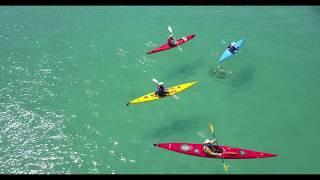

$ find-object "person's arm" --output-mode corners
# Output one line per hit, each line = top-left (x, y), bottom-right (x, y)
(211, 152), (222, 156)
(204, 146), (214, 155)
(203, 146), (210, 154)
(204, 146), (222, 156)
(164, 87), (169, 94)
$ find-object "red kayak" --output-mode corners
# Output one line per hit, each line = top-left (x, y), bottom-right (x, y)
(154, 142), (277, 159)
(147, 34), (196, 54)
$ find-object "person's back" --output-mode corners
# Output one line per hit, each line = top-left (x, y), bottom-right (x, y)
(156, 82), (169, 97)
(203, 139), (222, 156)
(167, 35), (176, 47)
(227, 42), (238, 54)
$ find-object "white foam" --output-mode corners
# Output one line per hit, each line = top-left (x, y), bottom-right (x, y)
(145, 41), (157, 47)
(120, 155), (127, 163)
(197, 131), (206, 138)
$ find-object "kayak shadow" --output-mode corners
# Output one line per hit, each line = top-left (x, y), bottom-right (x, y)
(150, 117), (203, 139)
(230, 66), (256, 90)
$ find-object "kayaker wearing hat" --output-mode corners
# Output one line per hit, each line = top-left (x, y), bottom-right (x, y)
(167, 34), (177, 47)
(227, 42), (238, 54)
(156, 81), (169, 97)
(203, 139), (223, 156)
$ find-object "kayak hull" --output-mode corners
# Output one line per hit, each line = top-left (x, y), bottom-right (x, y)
(147, 34), (196, 54)
(219, 38), (245, 64)
(127, 81), (197, 105)
(154, 142), (277, 159)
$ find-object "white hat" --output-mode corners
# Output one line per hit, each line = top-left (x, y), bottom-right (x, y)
(231, 42), (236, 46)
(159, 82), (164, 85)
(204, 139), (216, 144)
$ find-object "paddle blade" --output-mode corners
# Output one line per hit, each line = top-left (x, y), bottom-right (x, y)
(221, 40), (227, 44)
(168, 26), (173, 34)
(223, 163), (230, 172)
(209, 122), (215, 133)
(152, 78), (159, 84)
(172, 94), (179, 100)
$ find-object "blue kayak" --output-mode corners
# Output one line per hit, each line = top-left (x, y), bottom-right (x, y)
(218, 38), (245, 64)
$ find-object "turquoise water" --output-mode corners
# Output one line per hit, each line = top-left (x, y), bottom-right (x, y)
(1, 6), (320, 174)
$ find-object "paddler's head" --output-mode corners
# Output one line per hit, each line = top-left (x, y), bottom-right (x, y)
(158, 82), (164, 87)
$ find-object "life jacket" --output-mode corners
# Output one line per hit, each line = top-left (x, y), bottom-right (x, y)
(157, 85), (165, 91)
(156, 85), (167, 97)
(167, 37), (175, 46)
(229, 46), (238, 54)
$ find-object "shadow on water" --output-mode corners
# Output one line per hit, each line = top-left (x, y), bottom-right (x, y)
(208, 66), (219, 77)
(150, 116), (204, 139)
(164, 59), (205, 80)
(311, 7), (320, 22)
(208, 66), (232, 81)
(230, 66), (256, 90)
(208, 65), (256, 90)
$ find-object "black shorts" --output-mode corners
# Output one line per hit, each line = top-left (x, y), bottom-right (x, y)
(157, 91), (168, 97)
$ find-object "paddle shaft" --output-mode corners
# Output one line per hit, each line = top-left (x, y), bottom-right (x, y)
(211, 130), (227, 164)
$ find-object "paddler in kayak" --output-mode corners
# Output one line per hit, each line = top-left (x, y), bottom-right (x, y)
(167, 34), (177, 47)
(227, 42), (238, 54)
(203, 139), (223, 157)
(155, 82), (169, 97)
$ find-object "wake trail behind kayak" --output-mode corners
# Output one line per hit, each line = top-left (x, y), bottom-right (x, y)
(144, 41), (158, 48)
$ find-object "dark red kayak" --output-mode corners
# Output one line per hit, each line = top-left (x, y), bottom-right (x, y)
(147, 34), (196, 54)
(154, 142), (277, 159)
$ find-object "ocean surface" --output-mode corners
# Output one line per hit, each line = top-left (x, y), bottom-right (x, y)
(1, 6), (320, 174)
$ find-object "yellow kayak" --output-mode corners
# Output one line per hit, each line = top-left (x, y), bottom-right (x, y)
(127, 81), (197, 105)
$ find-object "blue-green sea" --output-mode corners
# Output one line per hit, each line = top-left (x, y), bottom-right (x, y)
(1, 6), (320, 174)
